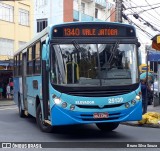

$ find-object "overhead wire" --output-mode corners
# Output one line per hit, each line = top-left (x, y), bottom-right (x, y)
(128, 0), (160, 23)
(144, 0), (160, 16)
(122, 7), (154, 38)
(105, 8), (116, 21)
(122, 14), (153, 38)
(124, 2), (160, 10)
(123, 1), (160, 33)
(135, 5), (160, 14)
(129, 21), (152, 38)
(124, 0), (159, 25)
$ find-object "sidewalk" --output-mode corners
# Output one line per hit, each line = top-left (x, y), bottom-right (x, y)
(0, 99), (15, 106)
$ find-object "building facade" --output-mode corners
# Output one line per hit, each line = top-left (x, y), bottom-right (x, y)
(0, 0), (33, 61)
(34, 0), (115, 34)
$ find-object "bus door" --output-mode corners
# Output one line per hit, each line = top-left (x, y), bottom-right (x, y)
(22, 52), (28, 110)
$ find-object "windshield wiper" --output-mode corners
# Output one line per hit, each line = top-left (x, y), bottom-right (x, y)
(107, 41), (120, 65)
(72, 40), (89, 64)
(72, 40), (81, 52)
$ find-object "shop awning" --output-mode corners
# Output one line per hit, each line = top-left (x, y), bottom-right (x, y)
(0, 61), (13, 66)
(148, 51), (160, 62)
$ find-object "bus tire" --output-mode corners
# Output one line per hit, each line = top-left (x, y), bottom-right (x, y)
(36, 104), (53, 133)
(96, 122), (119, 131)
(18, 96), (25, 118)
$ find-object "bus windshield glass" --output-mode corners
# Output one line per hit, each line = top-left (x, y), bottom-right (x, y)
(50, 42), (138, 86)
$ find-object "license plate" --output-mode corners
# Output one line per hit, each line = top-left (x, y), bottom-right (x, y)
(93, 113), (109, 119)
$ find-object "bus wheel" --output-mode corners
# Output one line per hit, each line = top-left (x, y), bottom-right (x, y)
(96, 122), (119, 131)
(18, 97), (25, 118)
(36, 104), (53, 133)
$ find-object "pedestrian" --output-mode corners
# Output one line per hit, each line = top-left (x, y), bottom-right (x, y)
(0, 85), (3, 99)
(9, 80), (14, 99)
(141, 79), (151, 114)
(6, 84), (10, 99)
(2, 84), (6, 98)
(9, 79), (13, 91)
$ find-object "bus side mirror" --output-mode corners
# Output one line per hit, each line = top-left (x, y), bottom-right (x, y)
(42, 44), (49, 70)
(137, 42), (141, 48)
(42, 44), (48, 61)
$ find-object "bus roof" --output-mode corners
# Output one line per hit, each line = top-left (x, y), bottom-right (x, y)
(48, 21), (135, 27)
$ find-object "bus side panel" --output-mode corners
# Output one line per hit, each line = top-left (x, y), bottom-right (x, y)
(26, 76), (42, 117)
(13, 77), (24, 109)
(13, 77), (20, 106)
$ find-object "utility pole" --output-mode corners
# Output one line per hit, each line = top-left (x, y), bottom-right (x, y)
(115, 0), (123, 22)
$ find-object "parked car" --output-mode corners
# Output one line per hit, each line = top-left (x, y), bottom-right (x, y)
(150, 81), (159, 105)
(151, 81), (158, 93)
(147, 90), (153, 105)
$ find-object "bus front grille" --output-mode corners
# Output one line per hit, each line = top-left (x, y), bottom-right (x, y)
(53, 83), (139, 97)
(76, 103), (124, 109)
(68, 90), (131, 97)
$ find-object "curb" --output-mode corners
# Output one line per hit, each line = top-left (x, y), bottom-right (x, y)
(0, 100), (16, 107)
(0, 104), (16, 107)
(121, 122), (160, 128)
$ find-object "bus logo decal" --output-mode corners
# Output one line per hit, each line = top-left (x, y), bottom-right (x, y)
(75, 101), (95, 105)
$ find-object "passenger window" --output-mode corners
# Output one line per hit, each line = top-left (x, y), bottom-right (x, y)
(27, 47), (33, 75)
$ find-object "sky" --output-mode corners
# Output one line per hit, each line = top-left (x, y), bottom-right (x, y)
(123, 0), (160, 45)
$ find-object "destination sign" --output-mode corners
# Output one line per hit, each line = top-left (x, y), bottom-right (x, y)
(63, 28), (118, 36)
(52, 23), (136, 38)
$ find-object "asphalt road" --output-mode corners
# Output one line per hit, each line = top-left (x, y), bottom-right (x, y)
(0, 105), (160, 151)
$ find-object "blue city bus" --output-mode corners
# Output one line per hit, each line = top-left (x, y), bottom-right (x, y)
(13, 22), (142, 132)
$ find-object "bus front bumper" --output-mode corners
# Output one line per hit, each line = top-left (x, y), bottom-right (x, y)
(50, 102), (142, 126)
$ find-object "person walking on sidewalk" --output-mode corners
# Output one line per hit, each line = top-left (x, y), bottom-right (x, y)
(0, 85), (3, 99)
(141, 79), (147, 114)
(141, 79), (151, 114)
(6, 84), (10, 99)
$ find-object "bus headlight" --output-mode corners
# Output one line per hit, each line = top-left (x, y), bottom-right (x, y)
(54, 98), (62, 105)
(131, 100), (136, 105)
(135, 95), (141, 100)
(62, 102), (67, 108)
(70, 105), (75, 111)
(125, 102), (130, 108)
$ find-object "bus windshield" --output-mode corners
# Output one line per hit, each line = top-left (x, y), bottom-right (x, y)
(50, 42), (138, 86)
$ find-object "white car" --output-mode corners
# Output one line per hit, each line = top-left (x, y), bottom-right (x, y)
(151, 81), (158, 93)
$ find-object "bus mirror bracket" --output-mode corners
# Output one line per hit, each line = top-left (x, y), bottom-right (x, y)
(137, 41), (141, 48)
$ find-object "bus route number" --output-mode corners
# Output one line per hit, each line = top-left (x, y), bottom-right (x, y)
(64, 28), (80, 36)
(108, 97), (123, 104)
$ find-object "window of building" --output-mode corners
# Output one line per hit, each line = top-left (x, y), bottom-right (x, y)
(0, 2), (13, 22)
(19, 41), (27, 49)
(95, 8), (98, 18)
(37, 19), (48, 33)
(81, 2), (85, 14)
(37, 0), (47, 6)
(0, 38), (14, 57)
(19, 8), (29, 26)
